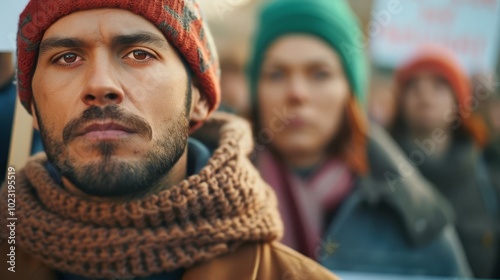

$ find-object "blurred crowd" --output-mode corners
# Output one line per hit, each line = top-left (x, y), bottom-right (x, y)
(1, 0), (499, 278)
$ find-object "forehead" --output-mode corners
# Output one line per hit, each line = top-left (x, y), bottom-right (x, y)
(264, 35), (341, 66)
(410, 70), (443, 82)
(42, 8), (165, 43)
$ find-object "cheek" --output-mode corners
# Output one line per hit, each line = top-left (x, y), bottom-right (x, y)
(32, 70), (77, 138)
(402, 93), (420, 118)
(437, 90), (456, 111)
(311, 80), (349, 132)
(32, 68), (60, 105)
(257, 82), (286, 129)
(125, 66), (188, 134)
(121, 64), (174, 103)
(401, 94), (412, 112)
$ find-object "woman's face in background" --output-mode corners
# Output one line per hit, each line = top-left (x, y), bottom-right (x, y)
(401, 71), (456, 135)
(257, 35), (351, 168)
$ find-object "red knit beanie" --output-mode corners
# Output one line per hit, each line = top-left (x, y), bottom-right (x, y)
(396, 46), (470, 114)
(17, 0), (220, 125)
(395, 45), (488, 147)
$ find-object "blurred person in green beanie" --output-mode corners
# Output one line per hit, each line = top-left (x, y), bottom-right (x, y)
(248, 0), (472, 276)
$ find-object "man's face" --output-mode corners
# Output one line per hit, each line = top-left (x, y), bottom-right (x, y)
(402, 71), (456, 134)
(31, 9), (203, 197)
(257, 35), (350, 167)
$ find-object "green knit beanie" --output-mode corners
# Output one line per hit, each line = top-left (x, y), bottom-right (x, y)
(248, 0), (368, 105)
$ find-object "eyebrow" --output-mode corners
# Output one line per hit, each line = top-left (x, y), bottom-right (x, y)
(111, 32), (169, 50)
(38, 32), (169, 56)
(39, 37), (87, 56)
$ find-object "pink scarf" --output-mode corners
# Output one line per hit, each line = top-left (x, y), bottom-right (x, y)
(257, 150), (353, 259)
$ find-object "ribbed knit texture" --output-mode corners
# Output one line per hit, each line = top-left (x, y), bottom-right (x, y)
(0, 113), (283, 279)
(17, 0), (220, 116)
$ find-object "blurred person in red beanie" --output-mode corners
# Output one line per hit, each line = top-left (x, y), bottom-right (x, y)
(390, 45), (499, 278)
(0, 1), (339, 279)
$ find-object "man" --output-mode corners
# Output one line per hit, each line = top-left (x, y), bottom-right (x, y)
(0, 1), (337, 279)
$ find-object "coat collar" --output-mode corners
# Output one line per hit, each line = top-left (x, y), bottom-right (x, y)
(357, 124), (454, 246)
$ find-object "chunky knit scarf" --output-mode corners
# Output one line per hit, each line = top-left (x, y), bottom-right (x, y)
(0, 113), (283, 279)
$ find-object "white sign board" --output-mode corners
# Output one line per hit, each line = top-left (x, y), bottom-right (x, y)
(370, 0), (500, 74)
(0, 1), (30, 52)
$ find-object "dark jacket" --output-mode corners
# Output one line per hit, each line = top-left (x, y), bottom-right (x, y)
(394, 132), (499, 278)
(321, 125), (472, 277)
(485, 139), (500, 199)
(396, 132), (499, 278)
(485, 139), (500, 278)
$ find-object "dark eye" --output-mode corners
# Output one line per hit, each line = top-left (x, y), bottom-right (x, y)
(127, 50), (153, 61)
(266, 70), (285, 81)
(435, 76), (450, 88)
(63, 53), (77, 63)
(54, 53), (81, 65)
(312, 70), (330, 80)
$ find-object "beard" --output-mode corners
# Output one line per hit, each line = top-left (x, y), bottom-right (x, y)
(35, 104), (190, 198)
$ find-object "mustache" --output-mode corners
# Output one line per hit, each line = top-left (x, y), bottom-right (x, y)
(62, 106), (153, 144)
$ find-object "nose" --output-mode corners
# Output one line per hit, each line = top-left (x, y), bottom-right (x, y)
(286, 75), (309, 104)
(80, 56), (124, 107)
(416, 80), (436, 102)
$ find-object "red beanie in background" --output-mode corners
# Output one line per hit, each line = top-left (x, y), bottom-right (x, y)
(395, 45), (488, 147)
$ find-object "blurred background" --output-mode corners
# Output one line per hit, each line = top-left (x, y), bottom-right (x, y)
(195, 0), (500, 132)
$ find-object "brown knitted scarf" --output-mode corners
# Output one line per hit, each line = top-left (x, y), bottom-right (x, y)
(0, 113), (283, 279)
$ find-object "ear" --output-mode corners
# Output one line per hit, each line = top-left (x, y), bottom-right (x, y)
(189, 80), (210, 126)
(30, 101), (40, 131)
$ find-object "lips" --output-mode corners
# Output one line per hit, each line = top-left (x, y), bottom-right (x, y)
(288, 118), (306, 127)
(286, 116), (308, 128)
(76, 121), (137, 141)
(82, 122), (135, 134)
(62, 106), (154, 145)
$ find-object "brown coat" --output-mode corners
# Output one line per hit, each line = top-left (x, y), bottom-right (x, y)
(0, 241), (338, 280)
